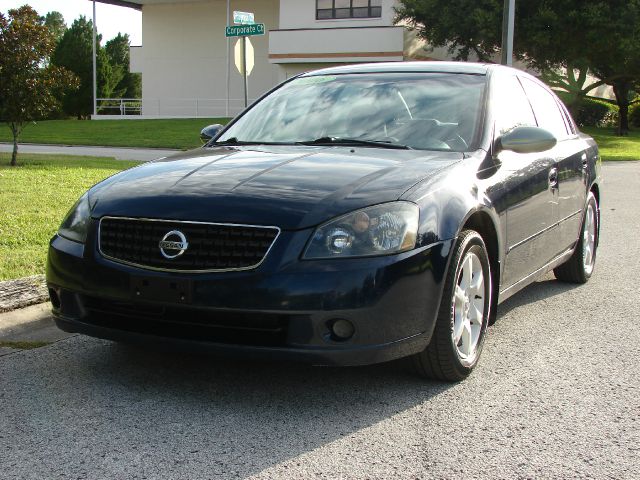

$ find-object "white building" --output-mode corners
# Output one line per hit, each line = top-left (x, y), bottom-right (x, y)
(94, 0), (445, 117)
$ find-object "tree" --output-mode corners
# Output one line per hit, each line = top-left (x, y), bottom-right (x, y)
(51, 16), (94, 118)
(51, 16), (123, 119)
(105, 33), (141, 99)
(395, 0), (640, 134)
(41, 11), (66, 41)
(540, 63), (606, 117)
(0, 6), (78, 166)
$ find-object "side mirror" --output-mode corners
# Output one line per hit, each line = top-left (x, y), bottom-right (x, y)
(495, 126), (557, 155)
(200, 124), (224, 144)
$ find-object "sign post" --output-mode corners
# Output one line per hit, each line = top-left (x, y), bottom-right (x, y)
(225, 21), (265, 108)
(242, 36), (248, 107)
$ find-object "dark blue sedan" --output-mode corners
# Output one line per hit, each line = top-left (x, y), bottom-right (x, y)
(47, 62), (601, 381)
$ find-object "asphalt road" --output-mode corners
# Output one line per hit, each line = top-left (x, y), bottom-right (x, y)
(1, 163), (638, 479)
(0, 143), (179, 162)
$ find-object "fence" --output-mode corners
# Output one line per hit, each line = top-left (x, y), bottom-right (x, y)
(97, 98), (142, 116)
(96, 98), (252, 118)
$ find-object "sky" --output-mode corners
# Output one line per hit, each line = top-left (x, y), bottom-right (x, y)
(1, 0), (142, 45)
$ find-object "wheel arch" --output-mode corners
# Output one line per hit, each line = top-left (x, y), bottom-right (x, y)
(460, 210), (501, 324)
(589, 182), (601, 247)
(590, 182), (600, 207)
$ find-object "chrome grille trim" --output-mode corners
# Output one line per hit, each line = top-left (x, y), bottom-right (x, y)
(97, 216), (281, 273)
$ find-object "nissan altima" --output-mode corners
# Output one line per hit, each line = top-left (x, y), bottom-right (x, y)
(47, 62), (601, 381)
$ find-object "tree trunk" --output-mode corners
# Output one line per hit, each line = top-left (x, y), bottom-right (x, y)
(619, 104), (630, 135)
(612, 81), (631, 136)
(9, 123), (20, 166)
(566, 93), (585, 120)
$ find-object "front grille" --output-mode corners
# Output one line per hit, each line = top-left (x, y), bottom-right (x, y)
(99, 217), (280, 272)
(82, 296), (289, 347)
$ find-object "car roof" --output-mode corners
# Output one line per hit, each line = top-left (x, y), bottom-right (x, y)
(302, 61), (494, 76)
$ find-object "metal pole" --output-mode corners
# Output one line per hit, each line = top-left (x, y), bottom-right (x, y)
(92, 0), (97, 117)
(225, 0), (230, 117)
(242, 36), (248, 108)
(501, 0), (515, 66)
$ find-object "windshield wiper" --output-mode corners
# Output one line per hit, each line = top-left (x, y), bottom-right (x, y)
(211, 137), (296, 146)
(298, 137), (411, 150)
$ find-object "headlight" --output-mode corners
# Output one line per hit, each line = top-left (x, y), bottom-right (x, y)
(58, 192), (91, 244)
(304, 202), (419, 259)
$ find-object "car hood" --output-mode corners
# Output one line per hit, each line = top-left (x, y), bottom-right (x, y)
(91, 145), (462, 230)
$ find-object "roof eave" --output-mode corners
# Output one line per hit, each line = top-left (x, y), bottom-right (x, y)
(89, 0), (142, 11)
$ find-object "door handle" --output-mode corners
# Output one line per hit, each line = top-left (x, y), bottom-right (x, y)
(548, 167), (558, 189)
(581, 153), (588, 170)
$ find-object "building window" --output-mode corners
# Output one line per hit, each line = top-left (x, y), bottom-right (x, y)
(316, 0), (383, 20)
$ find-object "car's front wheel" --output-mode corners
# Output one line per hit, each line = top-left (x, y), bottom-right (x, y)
(412, 229), (491, 382)
(554, 191), (599, 284)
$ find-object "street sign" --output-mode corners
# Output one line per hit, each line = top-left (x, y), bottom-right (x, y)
(225, 23), (265, 37)
(233, 11), (254, 25)
(234, 38), (254, 76)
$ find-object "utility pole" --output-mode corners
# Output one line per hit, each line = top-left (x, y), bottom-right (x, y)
(501, 0), (515, 66)
(92, 0), (97, 117)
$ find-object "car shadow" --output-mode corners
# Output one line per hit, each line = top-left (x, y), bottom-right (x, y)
(494, 276), (582, 320)
(49, 341), (452, 476)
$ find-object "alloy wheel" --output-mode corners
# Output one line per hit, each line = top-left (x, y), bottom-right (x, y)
(452, 251), (485, 364)
(583, 203), (596, 275)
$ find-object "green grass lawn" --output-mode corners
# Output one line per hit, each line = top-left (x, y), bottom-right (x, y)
(0, 118), (230, 150)
(581, 127), (640, 161)
(0, 153), (138, 281)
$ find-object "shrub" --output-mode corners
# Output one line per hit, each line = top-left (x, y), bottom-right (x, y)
(552, 91), (618, 127)
(574, 98), (618, 128)
(629, 103), (640, 127)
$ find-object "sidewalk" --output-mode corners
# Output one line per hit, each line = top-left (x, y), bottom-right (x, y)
(0, 303), (74, 356)
(0, 143), (180, 162)
(0, 276), (75, 355)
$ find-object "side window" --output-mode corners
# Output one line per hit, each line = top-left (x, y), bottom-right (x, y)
(492, 74), (537, 140)
(558, 100), (577, 135)
(520, 77), (569, 139)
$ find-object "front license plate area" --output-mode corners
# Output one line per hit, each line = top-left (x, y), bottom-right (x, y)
(130, 276), (193, 304)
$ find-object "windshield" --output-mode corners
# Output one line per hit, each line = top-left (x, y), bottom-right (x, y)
(217, 72), (486, 151)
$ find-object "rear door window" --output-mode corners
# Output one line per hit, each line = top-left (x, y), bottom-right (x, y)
(520, 78), (569, 140)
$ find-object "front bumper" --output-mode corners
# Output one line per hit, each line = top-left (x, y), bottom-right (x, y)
(46, 225), (452, 366)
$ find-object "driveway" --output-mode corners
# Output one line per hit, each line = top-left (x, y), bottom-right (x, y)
(0, 162), (638, 479)
(0, 143), (180, 162)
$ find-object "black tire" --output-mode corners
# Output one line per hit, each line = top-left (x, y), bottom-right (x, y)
(412, 230), (492, 382)
(554, 191), (599, 284)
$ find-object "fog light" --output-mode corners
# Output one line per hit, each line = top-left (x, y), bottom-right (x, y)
(331, 319), (355, 341)
(48, 288), (61, 309)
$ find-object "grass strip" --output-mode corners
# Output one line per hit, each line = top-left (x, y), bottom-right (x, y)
(0, 120), (636, 160)
(0, 118), (230, 150)
(581, 127), (640, 161)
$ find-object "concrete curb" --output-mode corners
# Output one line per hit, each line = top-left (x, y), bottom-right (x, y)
(0, 275), (48, 313)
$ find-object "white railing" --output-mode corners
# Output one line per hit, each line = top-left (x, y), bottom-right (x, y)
(96, 97), (254, 117)
(97, 98), (142, 115)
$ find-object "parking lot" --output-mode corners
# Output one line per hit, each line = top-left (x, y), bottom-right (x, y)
(0, 162), (638, 479)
